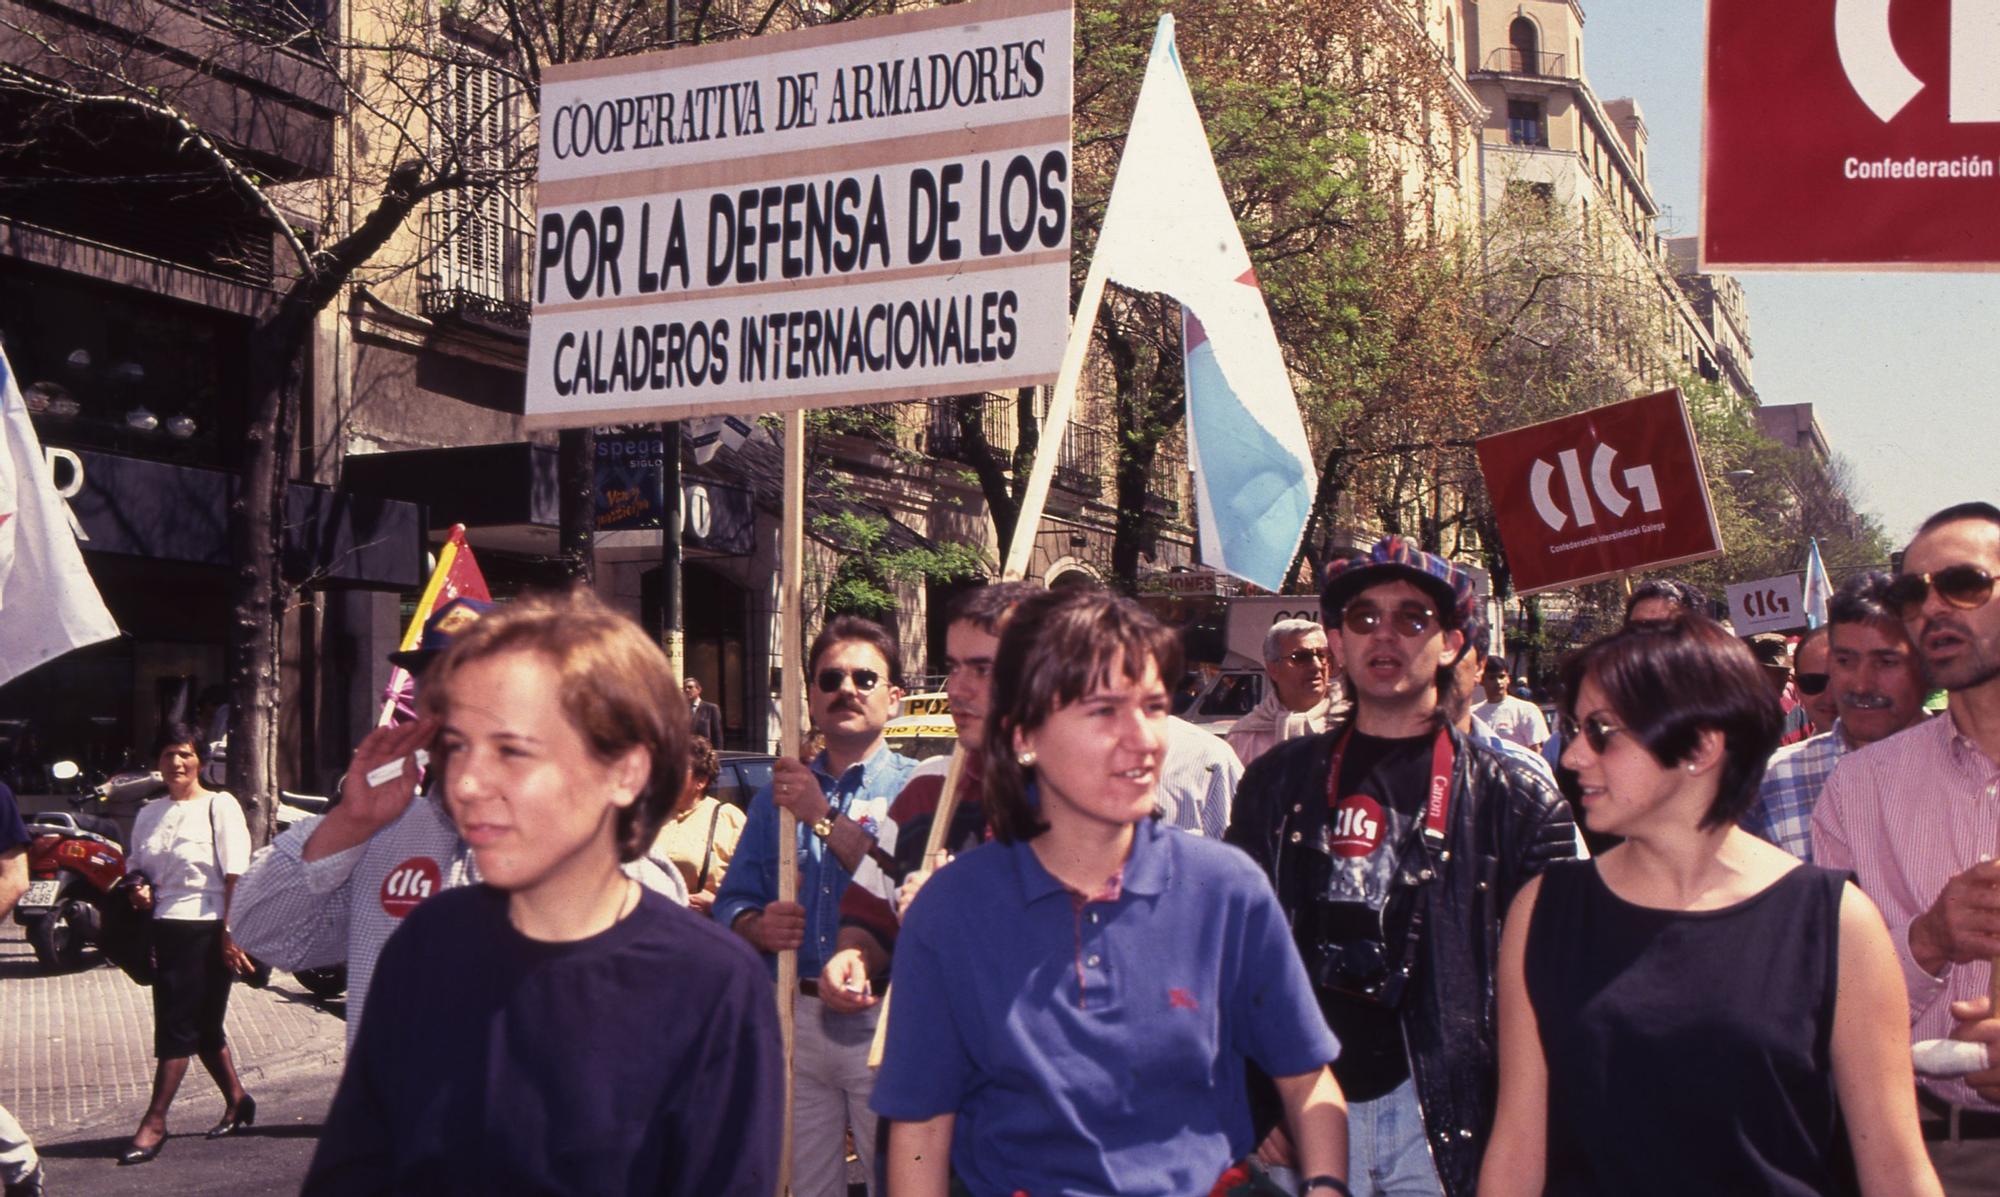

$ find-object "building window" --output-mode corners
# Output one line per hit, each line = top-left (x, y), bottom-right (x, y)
(1510, 16), (1540, 74)
(1508, 100), (1548, 147)
(425, 43), (532, 326)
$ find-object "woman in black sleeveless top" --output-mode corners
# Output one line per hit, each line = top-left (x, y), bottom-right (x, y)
(1478, 615), (1939, 1197)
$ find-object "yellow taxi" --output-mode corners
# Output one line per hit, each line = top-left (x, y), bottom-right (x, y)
(884, 691), (957, 761)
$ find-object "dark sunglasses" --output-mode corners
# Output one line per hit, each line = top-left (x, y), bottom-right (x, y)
(1886, 565), (1996, 620)
(815, 667), (882, 694)
(1282, 647), (1329, 666)
(1795, 672), (1829, 696)
(1561, 712), (1629, 754)
(1341, 603), (1437, 638)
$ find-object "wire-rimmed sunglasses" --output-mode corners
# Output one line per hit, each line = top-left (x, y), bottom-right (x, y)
(1560, 712), (1630, 754)
(1340, 602), (1437, 638)
(815, 667), (883, 694)
(1885, 565), (1996, 621)
(1795, 672), (1829, 696)
(1281, 647), (1329, 667)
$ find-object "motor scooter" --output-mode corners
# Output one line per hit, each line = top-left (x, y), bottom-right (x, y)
(14, 763), (165, 971)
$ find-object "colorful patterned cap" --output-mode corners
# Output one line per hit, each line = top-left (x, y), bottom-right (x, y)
(1320, 536), (1476, 628)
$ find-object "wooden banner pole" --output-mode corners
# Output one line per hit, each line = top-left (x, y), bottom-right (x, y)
(776, 408), (806, 1196)
(1000, 254), (1114, 581)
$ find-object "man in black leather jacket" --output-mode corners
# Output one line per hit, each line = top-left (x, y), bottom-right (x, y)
(1226, 537), (1576, 1197)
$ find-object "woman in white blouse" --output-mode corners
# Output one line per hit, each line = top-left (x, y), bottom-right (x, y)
(119, 722), (255, 1166)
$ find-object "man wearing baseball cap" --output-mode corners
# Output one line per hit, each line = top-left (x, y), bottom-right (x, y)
(1226, 536), (1577, 1197)
(230, 595), (688, 1044)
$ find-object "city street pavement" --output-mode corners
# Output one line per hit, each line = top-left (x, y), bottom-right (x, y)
(1, 921), (348, 1195)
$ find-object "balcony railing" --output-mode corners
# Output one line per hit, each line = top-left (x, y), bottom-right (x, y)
(1055, 424), (1107, 497)
(1483, 49), (1568, 77)
(923, 394), (1018, 461)
(419, 204), (532, 333)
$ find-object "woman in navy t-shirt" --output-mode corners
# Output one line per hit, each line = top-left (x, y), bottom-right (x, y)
(872, 589), (1350, 1197)
(305, 590), (782, 1197)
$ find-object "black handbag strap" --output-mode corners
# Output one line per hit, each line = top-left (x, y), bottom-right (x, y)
(695, 800), (724, 893)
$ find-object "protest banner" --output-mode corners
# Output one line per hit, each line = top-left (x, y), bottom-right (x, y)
(1726, 574), (1807, 635)
(525, 0), (1074, 427)
(1476, 389), (1723, 595)
(1704, 0), (2000, 269)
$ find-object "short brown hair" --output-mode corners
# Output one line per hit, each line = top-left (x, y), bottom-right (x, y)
(418, 587), (690, 862)
(687, 736), (719, 789)
(1559, 614), (1780, 830)
(981, 589), (1183, 843)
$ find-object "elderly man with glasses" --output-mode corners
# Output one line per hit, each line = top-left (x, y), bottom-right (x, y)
(715, 614), (919, 1197)
(1813, 502), (2000, 1194)
(1226, 536), (1576, 1197)
(1227, 618), (1348, 767)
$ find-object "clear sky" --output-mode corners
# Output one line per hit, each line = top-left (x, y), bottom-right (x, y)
(1580, 3), (1999, 547)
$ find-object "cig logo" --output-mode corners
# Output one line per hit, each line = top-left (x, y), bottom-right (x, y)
(1836, 0), (2000, 123)
(1528, 443), (1661, 533)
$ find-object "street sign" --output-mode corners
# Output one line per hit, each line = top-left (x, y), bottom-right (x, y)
(1704, 0), (2000, 269)
(525, 0), (1074, 428)
(1726, 574), (1807, 634)
(1476, 389), (1723, 595)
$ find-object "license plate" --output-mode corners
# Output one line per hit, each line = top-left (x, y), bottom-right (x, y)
(19, 880), (59, 910)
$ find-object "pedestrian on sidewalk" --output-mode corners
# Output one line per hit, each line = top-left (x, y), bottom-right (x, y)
(304, 589), (781, 1196)
(648, 736), (743, 914)
(1480, 614), (1940, 1197)
(873, 589), (1348, 1196)
(118, 724), (257, 1166)
(0, 778), (45, 1197)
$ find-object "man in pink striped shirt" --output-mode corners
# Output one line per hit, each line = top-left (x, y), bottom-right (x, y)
(1815, 501), (2000, 1195)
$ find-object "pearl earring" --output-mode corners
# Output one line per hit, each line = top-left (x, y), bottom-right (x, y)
(1017, 749), (1038, 768)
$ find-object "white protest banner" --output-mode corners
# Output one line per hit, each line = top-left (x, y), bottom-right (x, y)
(1726, 574), (1806, 635)
(525, 0), (1074, 428)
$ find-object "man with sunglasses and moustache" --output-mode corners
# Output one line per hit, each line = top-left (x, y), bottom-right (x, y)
(1814, 503), (2000, 1194)
(1742, 572), (1928, 861)
(715, 614), (918, 1197)
(1226, 537), (1577, 1197)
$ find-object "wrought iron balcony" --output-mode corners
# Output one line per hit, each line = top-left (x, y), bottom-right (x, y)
(923, 394), (1019, 461)
(419, 206), (532, 334)
(1483, 49), (1569, 78)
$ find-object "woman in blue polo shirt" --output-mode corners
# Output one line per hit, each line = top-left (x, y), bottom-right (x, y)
(872, 588), (1349, 1197)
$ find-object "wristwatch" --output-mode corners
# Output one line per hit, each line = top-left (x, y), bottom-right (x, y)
(1302, 1178), (1352, 1196)
(811, 812), (838, 840)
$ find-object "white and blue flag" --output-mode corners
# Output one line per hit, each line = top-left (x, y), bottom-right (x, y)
(1803, 537), (1832, 629)
(1090, 15), (1316, 591)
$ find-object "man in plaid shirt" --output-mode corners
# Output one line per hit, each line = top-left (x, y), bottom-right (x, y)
(1742, 571), (1927, 859)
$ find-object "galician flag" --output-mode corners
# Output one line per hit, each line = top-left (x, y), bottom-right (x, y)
(0, 346), (119, 686)
(1803, 537), (1832, 629)
(1090, 14), (1316, 591)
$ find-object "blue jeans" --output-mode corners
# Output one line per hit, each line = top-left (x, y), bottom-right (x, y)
(1266, 1077), (1443, 1197)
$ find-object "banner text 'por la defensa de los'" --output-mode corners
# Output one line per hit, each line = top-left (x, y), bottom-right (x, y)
(525, 0), (1075, 427)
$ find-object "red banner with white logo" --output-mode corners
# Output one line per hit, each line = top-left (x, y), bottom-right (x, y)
(1704, 0), (2000, 268)
(1476, 390), (1723, 595)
